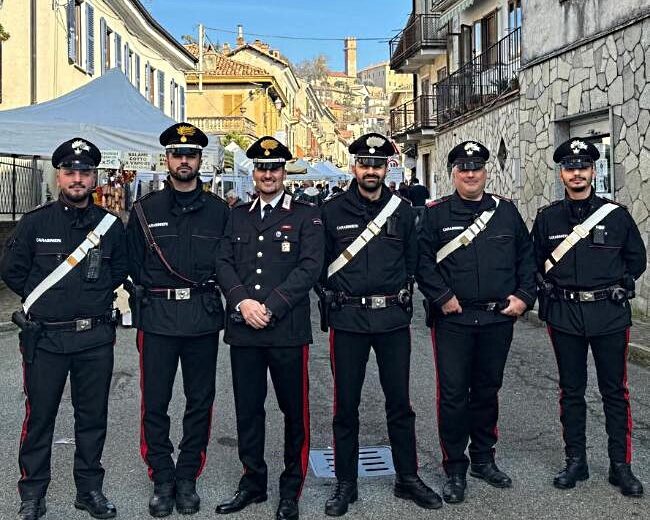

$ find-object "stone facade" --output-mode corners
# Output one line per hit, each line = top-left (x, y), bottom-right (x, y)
(419, 97), (521, 202)
(519, 19), (650, 316)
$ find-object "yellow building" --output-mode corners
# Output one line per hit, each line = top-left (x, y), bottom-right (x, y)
(0, 0), (195, 119)
(185, 45), (285, 146)
(357, 61), (412, 94)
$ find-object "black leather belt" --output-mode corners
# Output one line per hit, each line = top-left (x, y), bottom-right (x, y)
(462, 300), (509, 312)
(40, 310), (120, 332)
(148, 285), (219, 300)
(340, 294), (400, 309)
(555, 286), (618, 302)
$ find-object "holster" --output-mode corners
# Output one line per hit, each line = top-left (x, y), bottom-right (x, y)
(315, 284), (333, 332)
(536, 273), (555, 321)
(124, 280), (146, 324)
(422, 299), (435, 328)
(12, 310), (42, 364)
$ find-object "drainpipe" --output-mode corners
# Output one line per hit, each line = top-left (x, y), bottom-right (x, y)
(30, 0), (37, 104)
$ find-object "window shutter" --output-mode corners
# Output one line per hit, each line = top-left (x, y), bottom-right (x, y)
(145, 62), (150, 99)
(135, 54), (141, 91)
(100, 18), (106, 74)
(67, 0), (76, 63)
(158, 70), (165, 110)
(124, 42), (130, 80)
(180, 86), (186, 121)
(170, 79), (176, 119)
(86, 4), (95, 74)
(115, 33), (122, 70)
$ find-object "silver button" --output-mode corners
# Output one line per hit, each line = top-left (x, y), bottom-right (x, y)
(256, 268), (262, 274)
(258, 236), (264, 241)
(257, 252), (263, 258)
(254, 284), (261, 290)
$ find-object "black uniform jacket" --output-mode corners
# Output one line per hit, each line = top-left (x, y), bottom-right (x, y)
(417, 191), (536, 326)
(127, 180), (229, 336)
(216, 192), (324, 347)
(532, 192), (646, 335)
(321, 181), (417, 333)
(0, 197), (128, 353)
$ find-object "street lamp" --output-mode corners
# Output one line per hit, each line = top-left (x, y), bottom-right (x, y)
(274, 97), (282, 111)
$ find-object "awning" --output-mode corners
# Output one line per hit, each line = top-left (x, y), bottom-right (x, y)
(439, 0), (475, 26)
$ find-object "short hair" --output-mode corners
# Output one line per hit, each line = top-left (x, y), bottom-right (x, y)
(411, 177), (419, 184)
(225, 189), (237, 199)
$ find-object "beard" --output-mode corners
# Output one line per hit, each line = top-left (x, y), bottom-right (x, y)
(61, 184), (93, 203)
(358, 175), (383, 192)
(169, 165), (200, 183)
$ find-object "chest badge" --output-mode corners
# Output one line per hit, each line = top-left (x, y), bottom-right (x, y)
(281, 240), (291, 253)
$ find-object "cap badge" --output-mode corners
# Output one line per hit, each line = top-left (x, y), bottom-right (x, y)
(366, 136), (385, 148)
(261, 138), (279, 157)
(177, 125), (196, 144)
(369, 147), (376, 154)
(570, 140), (588, 154)
(71, 140), (90, 155)
(464, 142), (480, 156)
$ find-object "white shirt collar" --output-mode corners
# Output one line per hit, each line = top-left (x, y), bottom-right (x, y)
(259, 191), (284, 218)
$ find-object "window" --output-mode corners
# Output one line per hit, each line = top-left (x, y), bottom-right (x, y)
(135, 54), (141, 91)
(147, 64), (156, 104)
(509, 0), (522, 32)
(67, 0), (94, 73)
(459, 25), (472, 67)
(115, 33), (122, 71)
(180, 86), (186, 121)
(101, 21), (112, 73)
(481, 11), (499, 67)
(170, 79), (176, 119)
(158, 70), (165, 110)
(224, 94), (243, 115)
(74, 1), (82, 67)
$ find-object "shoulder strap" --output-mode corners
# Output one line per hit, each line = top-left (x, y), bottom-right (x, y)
(23, 213), (118, 313)
(327, 194), (402, 279)
(436, 196), (500, 263)
(132, 201), (199, 286)
(544, 202), (619, 273)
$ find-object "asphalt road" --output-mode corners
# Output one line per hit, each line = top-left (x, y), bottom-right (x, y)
(0, 300), (648, 520)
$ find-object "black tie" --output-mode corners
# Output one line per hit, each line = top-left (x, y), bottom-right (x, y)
(262, 204), (273, 221)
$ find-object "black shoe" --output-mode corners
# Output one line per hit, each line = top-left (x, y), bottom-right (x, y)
(394, 474), (442, 509)
(443, 474), (466, 504)
(18, 499), (46, 520)
(325, 480), (358, 517)
(74, 490), (117, 519)
(470, 462), (513, 488)
(176, 479), (200, 514)
(149, 481), (175, 518)
(609, 462), (644, 497)
(215, 489), (268, 514)
(276, 498), (299, 520)
(553, 457), (589, 490)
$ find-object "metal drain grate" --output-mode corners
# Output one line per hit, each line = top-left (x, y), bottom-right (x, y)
(309, 446), (395, 478)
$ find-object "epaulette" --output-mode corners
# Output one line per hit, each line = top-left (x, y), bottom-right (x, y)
(536, 199), (562, 213)
(133, 190), (159, 204)
(204, 190), (227, 204)
(293, 198), (316, 207)
(426, 195), (451, 208)
(323, 191), (346, 204)
(492, 193), (512, 202)
(96, 205), (120, 218)
(24, 200), (56, 215)
(596, 194), (627, 208)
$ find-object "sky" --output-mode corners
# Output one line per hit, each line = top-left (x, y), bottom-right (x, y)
(144, 0), (413, 71)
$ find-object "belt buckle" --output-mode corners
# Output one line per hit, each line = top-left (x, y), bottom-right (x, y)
(580, 291), (595, 302)
(75, 318), (92, 332)
(367, 221), (382, 236)
(175, 288), (191, 300)
(370, 296), (386, 309)
(573, 224), (589, 239)
(460, 235), (471, 246)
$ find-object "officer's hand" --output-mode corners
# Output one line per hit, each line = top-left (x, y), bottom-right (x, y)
(240, 299), (271, 329)
(500, 295), (527, 317)
(441, 296), (462, 315)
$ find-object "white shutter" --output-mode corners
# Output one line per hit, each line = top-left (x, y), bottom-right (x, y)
(115, 33), (122, 70)
(100, 18), (106, 74)
(86, 4), (95, 74)
(67, 0), (76, 63)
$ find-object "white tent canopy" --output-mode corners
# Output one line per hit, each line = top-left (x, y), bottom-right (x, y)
(0, 69), (222, 160)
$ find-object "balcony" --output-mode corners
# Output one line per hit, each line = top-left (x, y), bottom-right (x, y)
(390, 28), (521, 141)
(187, 116), (258, 140)
(389, 13), (448, 74)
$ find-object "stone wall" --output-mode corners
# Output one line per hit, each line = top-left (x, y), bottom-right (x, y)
(419, 97), (521, 201)
(519, 19), (650, 316)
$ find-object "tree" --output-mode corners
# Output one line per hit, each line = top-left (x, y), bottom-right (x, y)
(222, 132), (250, 150)
(295, 54), (329, 82)
(0, 24), (10, 42)
(181, 34), (197, 45)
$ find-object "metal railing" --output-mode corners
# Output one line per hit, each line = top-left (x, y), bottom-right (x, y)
(390, 28), (521, 136)
(0, 157), (43, 219)
(188, 116), (258, 138)
(389, 13), (448, 69)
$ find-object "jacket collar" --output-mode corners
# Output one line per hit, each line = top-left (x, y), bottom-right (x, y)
(449, 191), (496, 216)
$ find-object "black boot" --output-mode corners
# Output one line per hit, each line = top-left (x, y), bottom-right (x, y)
(276, 498), (299, 520)
(609, 462), (644, 497)
(74, 490), (117, 519)
(149, 481), (175, 518)
(442, 474), (466, 504)
(215, 489), (268, 514)
(553, 457), (589, 489)
(18, 499), (46, 520)
(470, 462), (513, 488)
(394, 474), (442, 509)
(176, 479), (200, 514)
(324, 480), (358, 517)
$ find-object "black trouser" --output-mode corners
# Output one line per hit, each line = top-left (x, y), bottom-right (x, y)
(329, 327), (417, 481)
(230, 345), (309, 499)
(18, 343), (114, 500)
(432, 320), (513, 475)
(547, 327), (633, 463)
(137, 331), (218, 484)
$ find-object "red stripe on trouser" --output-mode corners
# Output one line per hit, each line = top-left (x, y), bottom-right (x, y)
(329, 329), (337, 466)
(297, 345), (310, 497)
(195, 406), (213, 479)
(19, 354), (31, 484)
(430, 327), (449, 463)
(137, 329), (153, 480)
(624, 327), (633, 464)
(408, 326), (418, 470)
(546, 326), (566, 446)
